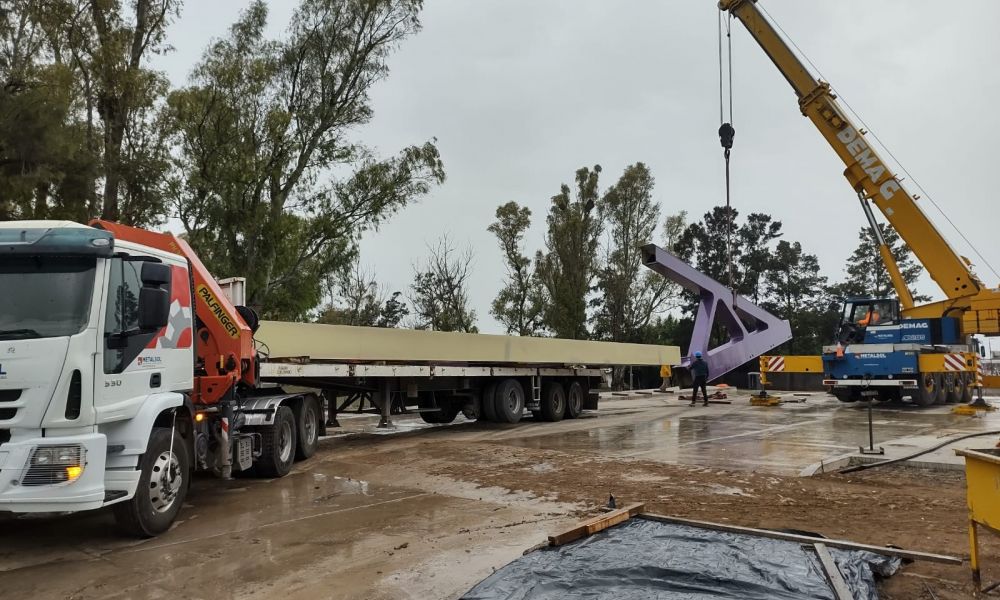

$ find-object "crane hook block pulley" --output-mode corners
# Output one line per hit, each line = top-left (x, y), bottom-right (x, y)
(718, 122), (735, 150)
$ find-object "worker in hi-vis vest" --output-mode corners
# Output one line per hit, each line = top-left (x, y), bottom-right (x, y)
(658, 364), (673, 391)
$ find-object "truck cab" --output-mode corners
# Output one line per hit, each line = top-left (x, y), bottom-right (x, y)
(0, 221), (192, 525)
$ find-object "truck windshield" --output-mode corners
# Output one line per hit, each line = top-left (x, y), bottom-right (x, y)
(0, 256), (96, 340)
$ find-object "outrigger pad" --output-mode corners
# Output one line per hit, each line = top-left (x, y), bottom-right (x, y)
(641, 244), (792, 381)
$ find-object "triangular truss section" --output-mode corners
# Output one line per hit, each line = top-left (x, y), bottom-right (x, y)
(641, 244), (792, 381)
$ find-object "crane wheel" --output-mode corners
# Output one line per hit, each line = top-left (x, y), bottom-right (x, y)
(913, 374), (940, 407)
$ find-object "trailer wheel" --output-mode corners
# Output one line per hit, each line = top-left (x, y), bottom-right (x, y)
(296, 395), (320, 460)
(913, 373), (940, 406)
(494, 379), (525, 424)
(481, 382), (498, 422)
(255, 406), (297, 478)
(540, 382), (566, 422)
(564, 381), (584, 419)
(113, 427), (190, 538)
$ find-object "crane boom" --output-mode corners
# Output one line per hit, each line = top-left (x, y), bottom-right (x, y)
(719, 0), (1000, 336)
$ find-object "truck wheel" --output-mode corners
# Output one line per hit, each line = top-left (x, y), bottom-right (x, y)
(565, 381), (584, 418)
(913, 374), (940, 406)
(944, 374), (962, 404)
(540, 382), (566, 422)
(113, 427), (190, 538)
(961, 373), (974, 403)
(296, 395), (320, 460)
(255, 406), (297, 478)
(481, 382), (498, 422)
(494, 379), (525, 424)
(832, 389), (856, 403)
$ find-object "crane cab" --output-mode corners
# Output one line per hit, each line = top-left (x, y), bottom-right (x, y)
(836, 298), (900, 345)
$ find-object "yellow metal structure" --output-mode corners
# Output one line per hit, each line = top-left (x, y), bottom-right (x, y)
(758, 355), (824, 387)
(719, 0), (1000, 337)
(917, 352), (976, 374)
(955, 448), (1000, 590)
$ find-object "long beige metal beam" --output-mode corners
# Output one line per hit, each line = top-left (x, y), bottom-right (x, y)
(257, 321), (680, 367)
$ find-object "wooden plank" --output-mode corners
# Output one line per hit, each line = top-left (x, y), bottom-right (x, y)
(548, 503), (645, 547)
(813, 543), (852, 600)
(257, 321), (680, 367)
(637, 513), (961, 565)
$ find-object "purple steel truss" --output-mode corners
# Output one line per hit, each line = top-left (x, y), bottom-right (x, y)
(641, 243), (792, 381)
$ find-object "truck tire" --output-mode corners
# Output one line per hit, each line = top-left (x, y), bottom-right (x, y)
(419, 397), (459, 424)
(296, 395), (320, 460)
(565, 381), (584, 418)
(494, 379), (525, 424)
(913, 373), (940, 406)
(481, 382), (498, 422)
(944, 374), (962, 404)
(961, 373), (974, 403)
(540, 382), (566, 422)
(113, 427), (190, 538)
(255, 406), (297, 478)
(832, 389), (856, 403)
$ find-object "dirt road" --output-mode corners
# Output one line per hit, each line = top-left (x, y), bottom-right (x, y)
(1, 393), (995, 599)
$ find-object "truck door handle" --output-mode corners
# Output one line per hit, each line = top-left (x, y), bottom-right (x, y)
(150, 373), (161, 388)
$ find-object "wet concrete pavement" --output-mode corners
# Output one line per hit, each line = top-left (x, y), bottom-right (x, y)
(2, 390), (998, 599)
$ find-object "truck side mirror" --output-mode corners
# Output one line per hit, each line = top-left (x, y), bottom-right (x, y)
(141, 262), (170, 286)
(138, 287), (170, 331)
(137, 262), (171, 331)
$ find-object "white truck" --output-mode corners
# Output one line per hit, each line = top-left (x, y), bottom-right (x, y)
(0, 220), (677, 536)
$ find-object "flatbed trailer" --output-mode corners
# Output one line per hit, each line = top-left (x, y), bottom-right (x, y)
(254, 320), (679, 427)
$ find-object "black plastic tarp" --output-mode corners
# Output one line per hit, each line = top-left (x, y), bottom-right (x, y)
(462, 518), (900, 600)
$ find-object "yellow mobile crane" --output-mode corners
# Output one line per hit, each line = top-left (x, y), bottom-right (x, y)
(719, 0), (1000, 404)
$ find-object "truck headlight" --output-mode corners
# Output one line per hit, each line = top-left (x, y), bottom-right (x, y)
(22, 445), (85, 485)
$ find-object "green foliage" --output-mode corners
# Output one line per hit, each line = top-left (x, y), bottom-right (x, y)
(315, 262), (408, 327)
(0, 0), (177, 225)
(169, 0), (444, 319)
(592, 163), (677, 343)
(764, 240), (835, 355)
(535, 165), (603, 339)
(829, 224), (930, 303)
(675, 206), (783, 303)
(676, 206), (836, 353)
(488, 201), (545, 336)
(409, 236), (477, 332)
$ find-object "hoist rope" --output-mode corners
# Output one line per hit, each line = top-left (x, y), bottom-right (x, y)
(718, 9), (736, 301)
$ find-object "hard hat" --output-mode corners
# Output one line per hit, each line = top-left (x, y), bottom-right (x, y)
(694, 351), (703, 358)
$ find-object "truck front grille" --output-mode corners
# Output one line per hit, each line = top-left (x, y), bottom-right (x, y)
(0, 429), (9, 445)
(0, 389), (22, 402)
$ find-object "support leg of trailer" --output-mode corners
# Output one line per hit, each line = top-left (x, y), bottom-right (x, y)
(325, 390), (340, 428)
(377, 381), (394, 429)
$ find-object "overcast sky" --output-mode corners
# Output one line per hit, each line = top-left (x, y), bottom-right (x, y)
(154, 1), (1000, 333)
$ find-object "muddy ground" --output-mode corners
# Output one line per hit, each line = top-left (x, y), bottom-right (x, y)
(2, 392), (998, 599)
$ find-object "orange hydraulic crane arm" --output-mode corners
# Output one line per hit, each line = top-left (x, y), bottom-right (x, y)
(718, 0), (983, 303)
(90, 220), (258, 404)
